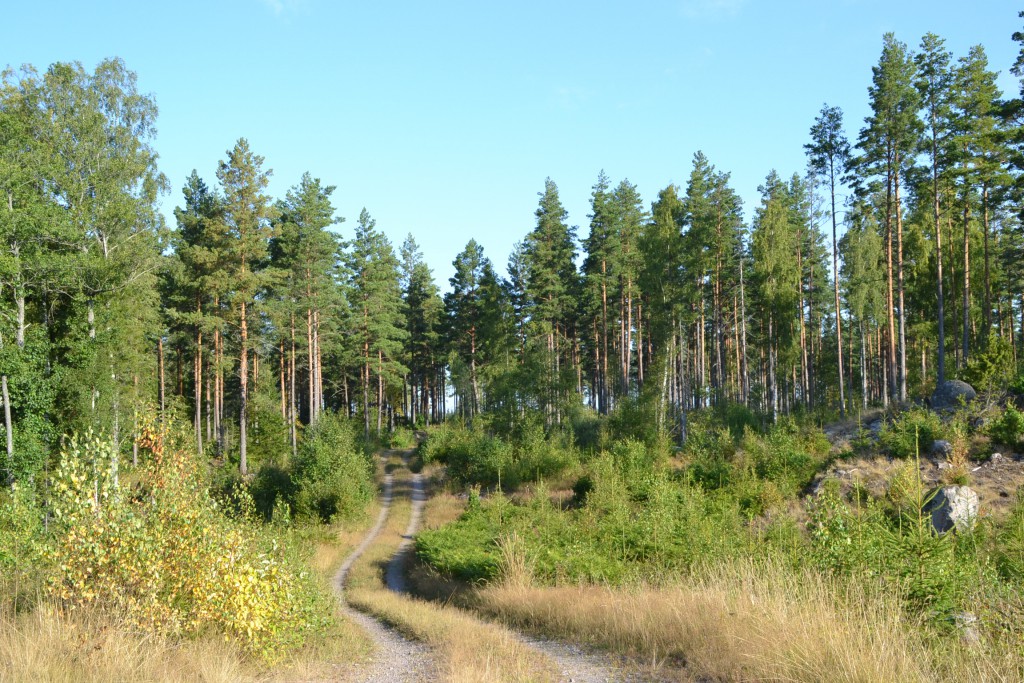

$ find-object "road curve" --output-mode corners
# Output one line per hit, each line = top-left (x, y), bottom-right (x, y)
(334, 471), (436, 683)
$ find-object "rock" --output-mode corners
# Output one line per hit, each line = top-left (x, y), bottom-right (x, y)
(936, 461), (951, 470)
(930, 439), (954, 457)
(925, 486), (980, 534)
(930, 380), (977, 411)
(991, 452), (1003, 461)
(867, 420), (883, 437)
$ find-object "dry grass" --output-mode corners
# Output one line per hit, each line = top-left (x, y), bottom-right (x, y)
(473, 560), (1023, 683)
(346, 464), (557, 682)
(0, 604), (251, 683)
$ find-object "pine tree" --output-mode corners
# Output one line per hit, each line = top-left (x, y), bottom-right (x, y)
(348, 209), (407, 438)
(217, 138), (277, 475)
(523, 178), (578, 424)
(806, 104), (851, 415)
(915, 33), (955, 386)
(857, 33), (922, 402)
(272, 172), (343, 456)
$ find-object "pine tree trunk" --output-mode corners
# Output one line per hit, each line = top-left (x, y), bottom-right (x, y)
(601, 261), (609, 414)
(377, 350), (384, 437)
(895, 154), (907, 403)
(982, 185), (992, 346)
(280, 340), (286, 419)
(860, 322), (868, 410)
(307, 306), (315, 423)
(931, 120), (947, 386)
(963, 198), (971, 365)
(885, 161), (897, 403)
(196, 318), (203, 454)
(240, 300), (248, 476)
(739, 256), (750, 404)
(315, 308), (323, 415)
(290, 313), (297, 458)
(830, 169), (846, 415)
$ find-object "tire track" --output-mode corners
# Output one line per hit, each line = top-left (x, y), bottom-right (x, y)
(334, 471), (436, 683)
(386, 459), (638, 683)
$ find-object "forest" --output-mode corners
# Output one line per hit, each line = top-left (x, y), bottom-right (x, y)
(3, 20), (1024, 683)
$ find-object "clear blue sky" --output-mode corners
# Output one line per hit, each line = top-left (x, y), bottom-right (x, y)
(5, 1), (1020, 289)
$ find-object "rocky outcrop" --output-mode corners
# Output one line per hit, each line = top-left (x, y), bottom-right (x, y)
(925, 486), (979, 533)
(930, 380), (977, 411)
(930, 440), (953, 457)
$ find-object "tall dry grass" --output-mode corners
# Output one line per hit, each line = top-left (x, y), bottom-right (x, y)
(475, 560), (1022, 683)
(0, 604), (249, 683)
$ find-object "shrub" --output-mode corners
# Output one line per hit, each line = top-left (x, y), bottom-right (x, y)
(291, 412), (374, 523)
(879, 408), (944, 458)
(386, 426), (417, 449)
(47, 423), (334, 662)
(0, 484), (48, 606)
(989, 404), (1024, 449)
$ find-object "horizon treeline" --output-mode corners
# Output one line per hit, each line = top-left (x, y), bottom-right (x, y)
(3, 25), (1024, 482)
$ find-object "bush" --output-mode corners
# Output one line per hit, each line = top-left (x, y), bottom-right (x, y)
(48, 423), (334, 662)
(989, 404), (1024, 449)
(291, 412), (374, 523)
(879, 408), (944, 458)
(420, 421), (579, 490)
(0, 484), (48, 606)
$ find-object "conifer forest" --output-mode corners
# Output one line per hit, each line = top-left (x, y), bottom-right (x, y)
(4, 17), (1024, 683)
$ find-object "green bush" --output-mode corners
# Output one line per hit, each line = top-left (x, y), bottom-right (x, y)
(291, 412), (374, 523)
(879, 408), (944, 458)
(421, 421), (579, 490)
(386, 425), (417, 449)
(989, 404), (1024, 449)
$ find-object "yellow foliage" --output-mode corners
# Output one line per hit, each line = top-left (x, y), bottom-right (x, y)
(47, 417), (330, 662)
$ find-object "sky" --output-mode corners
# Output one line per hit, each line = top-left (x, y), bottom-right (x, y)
(4, 1), (1021, 290)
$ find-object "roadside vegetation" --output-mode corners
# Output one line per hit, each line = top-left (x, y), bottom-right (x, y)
(414, 378), (1024, 682)
(0, 414), (376, 682)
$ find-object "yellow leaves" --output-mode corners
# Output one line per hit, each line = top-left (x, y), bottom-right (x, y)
(46, 419), (328, 664)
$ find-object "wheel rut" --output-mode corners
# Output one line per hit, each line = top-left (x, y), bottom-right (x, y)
(334, 470), (435, 683)
(339, 450), (658, 682)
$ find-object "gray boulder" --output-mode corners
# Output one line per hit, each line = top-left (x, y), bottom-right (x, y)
(930, 380), (976, 411)
(930, 439), (953, 457)
(925, 486), (979, 534)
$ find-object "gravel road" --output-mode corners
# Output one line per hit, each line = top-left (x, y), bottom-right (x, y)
(334, 472), (436, 683)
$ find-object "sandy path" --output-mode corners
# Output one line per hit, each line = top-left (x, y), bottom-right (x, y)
(334, 472), (436, 683)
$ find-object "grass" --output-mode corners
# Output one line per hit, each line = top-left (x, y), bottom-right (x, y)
(345, 455), (560, 682)
(471, 559), (1021, 683)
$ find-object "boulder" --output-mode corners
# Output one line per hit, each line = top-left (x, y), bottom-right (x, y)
(930, 380), (976, 411)
(930, 439), (953, 457)
(925, 486), (979, 534)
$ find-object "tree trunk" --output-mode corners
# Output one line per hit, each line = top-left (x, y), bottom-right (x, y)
(982, 185), (992, 345)
(739, 255), (750, 404)
(307, 306), (315, 423)
(931, 117), (947, 386)
(895, 153), (907, 403)
(239, 300), (248, 476)
(3, 374), (11, 487)
(963, 197), (971, 365)
(195, 322), (203, 455)
(885, 159), (897, 402)
(829, 165), (846, 416)
(158, 337), (165, 416)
